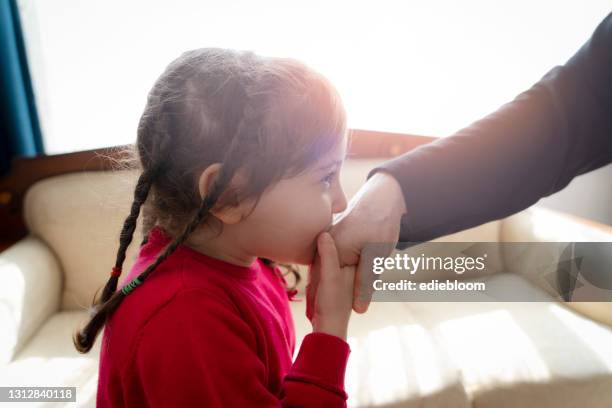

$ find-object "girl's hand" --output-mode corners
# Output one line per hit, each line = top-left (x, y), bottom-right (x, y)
(330, 171), (406, 314)
(306, 232), (355, 341)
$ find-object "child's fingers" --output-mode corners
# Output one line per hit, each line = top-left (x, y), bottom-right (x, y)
(316, 232), (341, 284)
(353, 256), (372, 313)
(306, 237), (326, 321)
(306, 260), (320, 321)
(353, 242), (395, 313)
(307, 232), (340, 321)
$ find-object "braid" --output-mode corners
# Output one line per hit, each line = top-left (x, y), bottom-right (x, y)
(99, 169), (158, 303)
(127, 170), (230, 288)
(73, 162), (236, 353)
(139, 201), (157, 247)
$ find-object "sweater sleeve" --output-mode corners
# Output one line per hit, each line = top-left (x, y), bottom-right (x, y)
(124, 289), (350, 407)
(368, 12), (612, 244)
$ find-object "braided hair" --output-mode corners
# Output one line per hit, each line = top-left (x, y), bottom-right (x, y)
(73, 48), (346, 353)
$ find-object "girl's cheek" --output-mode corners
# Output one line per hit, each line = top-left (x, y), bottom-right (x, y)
(310, 194), (334, 223)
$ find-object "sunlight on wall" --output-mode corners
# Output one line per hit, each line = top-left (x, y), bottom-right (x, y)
(17, 0), (612, 154)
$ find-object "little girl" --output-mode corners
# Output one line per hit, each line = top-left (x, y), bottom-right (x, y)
(73, 48), (355, 407)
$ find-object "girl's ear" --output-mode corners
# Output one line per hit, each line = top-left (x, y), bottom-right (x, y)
(198, 163), (251, 225)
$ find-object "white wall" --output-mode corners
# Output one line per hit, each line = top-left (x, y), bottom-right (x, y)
(539, 164), (612, 226)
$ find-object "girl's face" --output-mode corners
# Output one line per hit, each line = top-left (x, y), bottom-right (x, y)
(238, 137), (348, 265)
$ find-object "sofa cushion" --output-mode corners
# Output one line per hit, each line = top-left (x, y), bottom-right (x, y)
(0, 310), (99, 407)
(406, 274), (612, 408)
(291, 299), (470, 408)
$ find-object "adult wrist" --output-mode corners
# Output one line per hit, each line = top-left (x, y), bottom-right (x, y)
(369, 170), (407, 217)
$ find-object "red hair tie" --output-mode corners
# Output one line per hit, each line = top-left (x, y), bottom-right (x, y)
(111, 266), (122, 278)
(287, 289), (301, 302)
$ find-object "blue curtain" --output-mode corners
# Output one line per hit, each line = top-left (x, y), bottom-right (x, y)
(0, 0), (44, 177)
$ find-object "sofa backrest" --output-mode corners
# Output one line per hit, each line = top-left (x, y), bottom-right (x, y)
(24, 170), (144, 310)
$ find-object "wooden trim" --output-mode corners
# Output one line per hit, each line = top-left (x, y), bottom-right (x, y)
(347, 129), (435, 159)
(0, 129), (435, 246)
(0, 144), (134, 245)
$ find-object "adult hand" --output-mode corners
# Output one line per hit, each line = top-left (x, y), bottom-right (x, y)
(306, 232), (355, 341)
(330, 171), (407, 313)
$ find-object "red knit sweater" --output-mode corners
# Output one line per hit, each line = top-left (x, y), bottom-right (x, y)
(96, 226), (351, 407)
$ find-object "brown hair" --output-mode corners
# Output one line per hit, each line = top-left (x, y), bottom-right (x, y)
(73, 48), (347, 353)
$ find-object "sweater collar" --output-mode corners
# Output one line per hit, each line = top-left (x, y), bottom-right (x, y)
(145, 225), (260, 280)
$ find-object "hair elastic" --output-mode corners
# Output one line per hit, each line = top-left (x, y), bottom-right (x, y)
(121, 277), (143, 296)
(287, 289), (299, 302)
(111, 266), (121, 278)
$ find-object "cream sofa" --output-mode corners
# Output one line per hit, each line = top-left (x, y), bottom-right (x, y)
(1, 159), (612, 408)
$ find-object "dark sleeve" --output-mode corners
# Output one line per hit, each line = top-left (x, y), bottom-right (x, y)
(368, 12), (612, 244)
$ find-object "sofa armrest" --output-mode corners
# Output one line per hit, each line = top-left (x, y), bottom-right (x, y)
(500, 206), (612, 327)
(500, 206), (612, 242)
(0, 235), (63, 363)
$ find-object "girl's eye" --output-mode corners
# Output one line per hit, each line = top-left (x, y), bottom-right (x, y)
(321, 171), (336, 187)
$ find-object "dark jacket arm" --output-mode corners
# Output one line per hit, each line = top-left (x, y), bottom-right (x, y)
(369, 12), (612, 243)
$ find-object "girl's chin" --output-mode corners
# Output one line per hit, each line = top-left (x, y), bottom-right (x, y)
(298, 241), (319, 265)
(272, 243), (318, 266)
